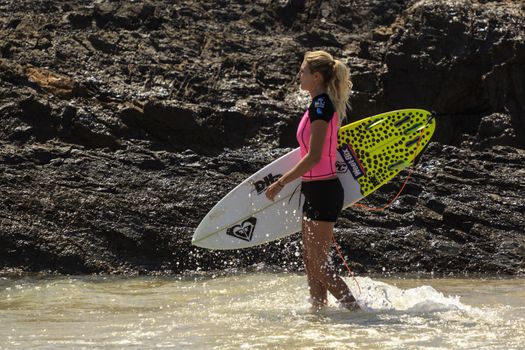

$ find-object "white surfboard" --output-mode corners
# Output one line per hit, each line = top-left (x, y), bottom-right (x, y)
(192, 109), (436, 250)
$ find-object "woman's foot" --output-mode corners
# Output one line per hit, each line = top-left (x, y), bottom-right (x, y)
(309, 297), (328, 311)
(338, 294), (361, 311)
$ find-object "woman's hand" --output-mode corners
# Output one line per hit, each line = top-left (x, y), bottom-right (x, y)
(265, 181), (284, 201)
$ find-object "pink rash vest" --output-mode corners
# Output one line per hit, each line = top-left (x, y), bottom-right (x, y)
(296, 93), (339, 181)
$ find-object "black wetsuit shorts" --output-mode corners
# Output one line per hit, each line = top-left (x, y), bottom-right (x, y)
(301, 178), (344, 222)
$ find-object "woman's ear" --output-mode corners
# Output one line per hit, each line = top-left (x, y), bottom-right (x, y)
(313, 71), (323, 83)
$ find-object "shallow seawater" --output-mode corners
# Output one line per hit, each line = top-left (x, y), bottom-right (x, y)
(0, 272), (524, 349)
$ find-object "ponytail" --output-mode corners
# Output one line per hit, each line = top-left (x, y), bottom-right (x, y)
(327, 59), (352, 123)
(304, 51), (353, 125)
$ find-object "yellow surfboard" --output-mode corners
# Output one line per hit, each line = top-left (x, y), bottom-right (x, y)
(337, 109), (435, 197)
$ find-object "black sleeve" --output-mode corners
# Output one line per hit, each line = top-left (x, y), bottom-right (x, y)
(308, 94), (335, 123)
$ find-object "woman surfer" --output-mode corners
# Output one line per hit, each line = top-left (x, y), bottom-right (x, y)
(265, 51), (359, 311)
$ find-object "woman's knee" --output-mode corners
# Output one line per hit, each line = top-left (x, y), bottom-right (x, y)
(312, 260), (336, 279)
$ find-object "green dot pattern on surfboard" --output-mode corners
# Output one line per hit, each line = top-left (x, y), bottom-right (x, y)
(337, 109), (436, 197)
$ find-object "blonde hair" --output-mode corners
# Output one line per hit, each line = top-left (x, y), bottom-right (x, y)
(304, 51), (352, 123)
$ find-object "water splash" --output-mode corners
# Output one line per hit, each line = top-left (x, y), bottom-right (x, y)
(343, 277), (476, 314)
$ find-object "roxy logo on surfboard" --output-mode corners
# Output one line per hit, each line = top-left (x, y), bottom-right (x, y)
(338, 144), (365, 179)
(226, 217), (257, 242)
(253, 173), (282, 195)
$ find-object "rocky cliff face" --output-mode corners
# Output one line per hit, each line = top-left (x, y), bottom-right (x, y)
(0, 0), (523, 275)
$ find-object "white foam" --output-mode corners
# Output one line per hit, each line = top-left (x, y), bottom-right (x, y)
(341, 277), (477, 313)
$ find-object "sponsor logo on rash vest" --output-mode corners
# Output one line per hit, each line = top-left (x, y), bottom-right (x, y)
(338, 144), (365, 180)
(254, 173), (282, 195)
(314, 97), (326, 115)
(226, 217), (257, 242)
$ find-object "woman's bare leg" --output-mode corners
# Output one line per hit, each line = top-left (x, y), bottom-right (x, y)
(303, 218), (359, 310)
(302, 218), (328, 308)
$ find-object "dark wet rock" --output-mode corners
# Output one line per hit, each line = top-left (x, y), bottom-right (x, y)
(119, 101), (256, 154)
(87, 33), (119, 54)
(16, 97), (56, 142)
(143, 101), (201, 132)
(474, 113), (519, 149)
(66, 12), (92, 29)
(296, 30), (343, 48)
(378, 1), (525, 147)
(0, 0), (524, 276)
(69, 121), (119, 149)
